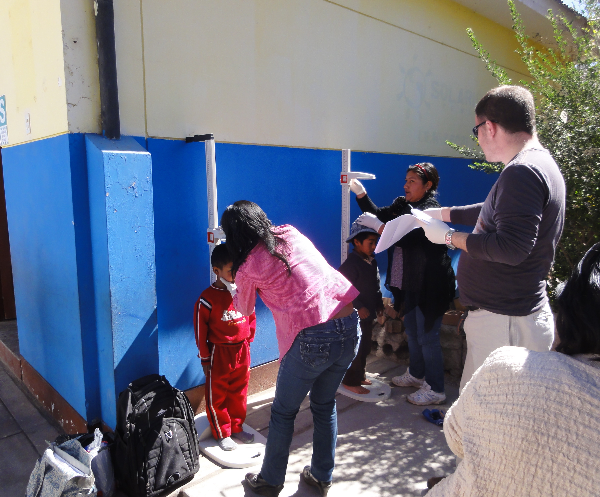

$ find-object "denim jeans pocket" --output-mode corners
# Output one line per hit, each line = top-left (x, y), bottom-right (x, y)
(300, 342), (331, 368)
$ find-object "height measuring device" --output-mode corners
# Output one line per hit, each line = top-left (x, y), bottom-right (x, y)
(340, 149), (376, 264)
(186, 133), (225, 283)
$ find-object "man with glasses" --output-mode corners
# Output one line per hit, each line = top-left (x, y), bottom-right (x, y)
(419, 85), (566, 393)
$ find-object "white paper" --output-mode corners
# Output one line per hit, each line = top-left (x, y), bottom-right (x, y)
(374, 208), (432, 253)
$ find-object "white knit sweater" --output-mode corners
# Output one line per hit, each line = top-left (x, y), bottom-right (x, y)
(428, 346), (600, 497)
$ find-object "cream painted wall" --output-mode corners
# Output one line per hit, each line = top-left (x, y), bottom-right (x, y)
(0, 0), (68, 146)
(115, 0), (542, 156)
(60, 0), (101, 135)
(0, 0), (100, 146)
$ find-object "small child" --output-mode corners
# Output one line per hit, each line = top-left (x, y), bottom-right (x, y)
(194, 244), (256, 451)
(338, 220), (384, 395)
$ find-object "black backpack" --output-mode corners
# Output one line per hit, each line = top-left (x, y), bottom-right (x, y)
(113, 374), (200, 497)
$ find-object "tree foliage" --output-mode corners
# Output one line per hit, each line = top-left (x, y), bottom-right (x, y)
(448, 0), (600, 297)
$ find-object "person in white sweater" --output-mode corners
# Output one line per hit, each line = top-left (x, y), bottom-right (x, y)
(428, 242), (600, 496)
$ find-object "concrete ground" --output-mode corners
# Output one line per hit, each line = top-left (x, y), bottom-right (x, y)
(180, 356), (458, 497)
(0, 361), (62, 497)
(2, 355), (459, 497)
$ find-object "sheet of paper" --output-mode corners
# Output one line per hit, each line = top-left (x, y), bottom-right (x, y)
(374, 208), (432, 253)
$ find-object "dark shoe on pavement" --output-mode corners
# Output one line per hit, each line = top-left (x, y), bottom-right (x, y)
(300, 465), (332, 496)
(427, 476), (446, 488)
(232, 430), (255, 444)
(244, 473), (284, 497)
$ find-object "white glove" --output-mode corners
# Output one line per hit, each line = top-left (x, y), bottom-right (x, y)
(423, 208), (443, 221)
(356, 212), (384, 233)
(220, 277), (237, 297)
(349, 179), (366, 196)
(416, 218), (450, 245)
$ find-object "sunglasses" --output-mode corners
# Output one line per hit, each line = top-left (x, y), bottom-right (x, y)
(472, 120), (498, 138)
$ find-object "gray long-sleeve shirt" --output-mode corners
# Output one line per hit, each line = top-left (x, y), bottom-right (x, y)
(451, 148), (565, 315)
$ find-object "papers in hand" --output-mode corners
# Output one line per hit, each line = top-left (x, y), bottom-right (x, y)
(374, 208), (432, 254)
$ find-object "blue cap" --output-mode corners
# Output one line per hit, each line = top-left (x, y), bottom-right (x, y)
(346, 220), (380, 243)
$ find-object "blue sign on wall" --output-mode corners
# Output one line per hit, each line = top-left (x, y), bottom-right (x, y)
(0, 95), (8, 146)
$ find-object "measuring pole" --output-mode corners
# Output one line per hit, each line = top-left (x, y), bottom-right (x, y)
(186, 133), (225, 283)
(341, 150), (351, 264)
(340, 149), (376, 265)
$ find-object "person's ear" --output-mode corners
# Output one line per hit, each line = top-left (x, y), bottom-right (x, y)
(425, 181), (433, 191)
(212, 267), (219, 276)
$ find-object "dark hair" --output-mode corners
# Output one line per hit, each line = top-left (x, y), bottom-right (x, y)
(351, 231), (379, 245)
(475, 85), (536, 134)
(220, 200), (291, 275)
(211, 243), (231, 269)
(407, 162), (439, 194)
(555, 242), (600, 356)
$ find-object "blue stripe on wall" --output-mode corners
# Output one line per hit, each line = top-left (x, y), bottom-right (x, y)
(148, 138), (498, 390)
(2, 133), (499, 404)
(2, 134), (88, 417)
(149, 138), (210, 390)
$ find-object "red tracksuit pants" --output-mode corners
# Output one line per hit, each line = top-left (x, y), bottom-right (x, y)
(205, 340), (251, 440)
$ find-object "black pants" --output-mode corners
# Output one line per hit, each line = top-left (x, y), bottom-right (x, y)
(341, 318), (374, 386)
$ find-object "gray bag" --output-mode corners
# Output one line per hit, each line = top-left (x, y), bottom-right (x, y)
(26, 438), (97, 497)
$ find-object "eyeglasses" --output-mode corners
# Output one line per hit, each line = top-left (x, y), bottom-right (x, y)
(472, 120), (498, 138)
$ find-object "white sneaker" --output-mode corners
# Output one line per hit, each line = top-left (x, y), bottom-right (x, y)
(391, 369), (425, 388)
(407, 383), (446, 405)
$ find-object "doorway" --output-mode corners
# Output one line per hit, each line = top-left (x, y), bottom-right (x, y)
(0, 148), (16, 321)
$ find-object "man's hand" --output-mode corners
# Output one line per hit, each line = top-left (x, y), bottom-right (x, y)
(423, 207), (452, 222)
(416, 218), (450, 245)
(220, 277), (237, 297)
(423, 208), (443, 220)
(202, 363), (210, 378)
(358, 307), (370, 320)
(349, 179), (367, 196)
(356, 212), (384, 233)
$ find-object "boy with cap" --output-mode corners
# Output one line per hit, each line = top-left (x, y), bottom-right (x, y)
(338, 219), (385, 395)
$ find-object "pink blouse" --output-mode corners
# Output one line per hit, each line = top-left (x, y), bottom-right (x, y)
(233, 225), (359, 360)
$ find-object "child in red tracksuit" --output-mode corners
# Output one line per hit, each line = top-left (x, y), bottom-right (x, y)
(194, 244), (256, 451)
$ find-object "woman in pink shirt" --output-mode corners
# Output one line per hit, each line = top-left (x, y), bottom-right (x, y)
(220, 200), (359, 497)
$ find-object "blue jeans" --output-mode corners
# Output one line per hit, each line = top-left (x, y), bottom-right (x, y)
(260, 311), (360, 486)
(404, 305), (444, 393)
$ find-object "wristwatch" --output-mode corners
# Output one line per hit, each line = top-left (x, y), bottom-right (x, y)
(445, 229), (457, 250)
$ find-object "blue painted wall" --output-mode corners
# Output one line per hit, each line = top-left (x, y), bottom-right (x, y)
(86, 135), (158, 428)
(2, 134), (89, 418)
(2, 133), (498, 426)
(148, 138), (498, 390)
(149, 138), (209, 391)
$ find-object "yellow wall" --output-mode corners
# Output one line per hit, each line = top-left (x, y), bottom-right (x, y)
(59, 0), (101, 135)
(0, 0), (68, 145)
(114, 0), (538, 156)
(0, 0), (545, 153)
(0, 0), (100, 147)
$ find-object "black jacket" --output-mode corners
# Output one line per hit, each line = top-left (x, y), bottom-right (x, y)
(338, 251), (384, 320)
(357, 192), (455, 332)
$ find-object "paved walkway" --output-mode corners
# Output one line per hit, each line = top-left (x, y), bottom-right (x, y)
(2, 355), (458, 497)
(0, 362), (62, 497)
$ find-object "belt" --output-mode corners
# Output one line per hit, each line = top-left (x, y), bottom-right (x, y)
(464, 305), (480, 311)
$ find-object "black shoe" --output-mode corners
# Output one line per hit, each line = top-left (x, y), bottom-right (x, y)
(244, 473), (284, 497)
(300, 466), (332, 496)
